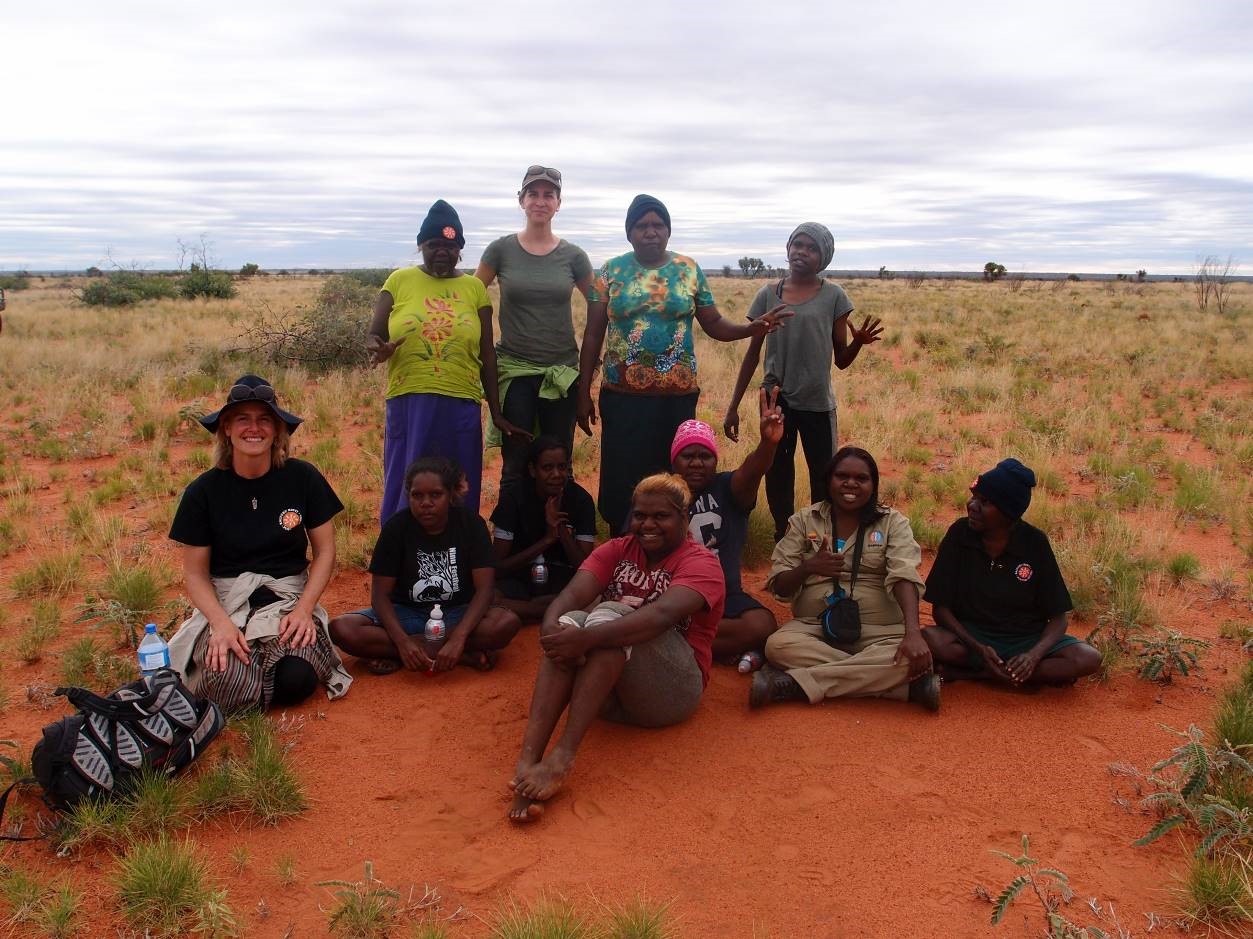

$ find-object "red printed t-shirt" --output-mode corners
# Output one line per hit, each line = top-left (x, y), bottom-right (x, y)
(579, 535), (726, 685)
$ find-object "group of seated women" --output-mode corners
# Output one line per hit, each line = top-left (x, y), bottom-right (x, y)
(165, 165), (1100, 822)
(166, 372), (1101, 823)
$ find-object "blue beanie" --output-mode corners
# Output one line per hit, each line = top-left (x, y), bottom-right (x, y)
(416, 200), (465, 249)
(625, 194), (670, 237)
(972, 458), (1036, 520)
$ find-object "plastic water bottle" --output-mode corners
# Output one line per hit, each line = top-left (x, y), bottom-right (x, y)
(424, 604), (446, 643)
(531, 554), (549, 587)
(137, 623), (170, 675)
(737, 651), (764, 674)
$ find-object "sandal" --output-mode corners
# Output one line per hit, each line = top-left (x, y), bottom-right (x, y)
(363, 658), (401, 676)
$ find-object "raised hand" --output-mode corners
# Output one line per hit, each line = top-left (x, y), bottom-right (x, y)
(848, 316), (884, 346)
(758, 387), (784, 446)
(366, 333), (407, 365)
(747, 303), (793, 338)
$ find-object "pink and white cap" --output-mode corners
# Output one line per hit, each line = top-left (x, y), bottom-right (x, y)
(670, 419), (718, 463)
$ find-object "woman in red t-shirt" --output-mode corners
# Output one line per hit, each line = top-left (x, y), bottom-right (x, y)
(507, 473), (725, 823)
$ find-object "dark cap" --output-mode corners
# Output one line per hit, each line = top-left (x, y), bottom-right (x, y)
(416, 199), (465, 249)
(625, 193), (670, 237)
(972, 458), (1036, 520)
(198, 375), (303, 434)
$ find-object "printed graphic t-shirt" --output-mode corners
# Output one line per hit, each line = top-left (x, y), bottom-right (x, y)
(381, 267), (491, 402)
(748, 280), (854, 412)
(369, 505), (493, 612)
(169, 459), (344, 578)
(579, 535), (726, 685)
(587, 251), (715, 395)
(687, 471), (749, 593)
(480, 235), (593, 367)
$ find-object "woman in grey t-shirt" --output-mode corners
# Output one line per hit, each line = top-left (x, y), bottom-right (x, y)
(476, 165), (594, 487)
(724, 223), (884, 541)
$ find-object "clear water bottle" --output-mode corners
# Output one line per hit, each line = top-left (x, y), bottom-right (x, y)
(531, 554), (548, 587)
(137, 622), (170, 675)
(737, 651), (764, 674)
(424, 604), (446, 643)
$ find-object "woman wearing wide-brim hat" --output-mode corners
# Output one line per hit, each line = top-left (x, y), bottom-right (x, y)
(167, 375), (353, 713)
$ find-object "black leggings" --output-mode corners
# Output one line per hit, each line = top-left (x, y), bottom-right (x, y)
(500, 375), (578, 488)
(765, 399), (836, 540)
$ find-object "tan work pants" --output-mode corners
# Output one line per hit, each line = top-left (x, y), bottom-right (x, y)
(765, 619), (909, 704)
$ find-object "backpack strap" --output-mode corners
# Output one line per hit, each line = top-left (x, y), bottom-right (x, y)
(57, 669), (179, 719)
(0, 780), (45, 841)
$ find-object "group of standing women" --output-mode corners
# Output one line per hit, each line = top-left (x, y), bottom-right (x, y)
(163, 164), (1101, 824)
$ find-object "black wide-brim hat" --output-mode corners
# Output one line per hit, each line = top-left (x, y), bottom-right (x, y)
(198, 374), (304, 434)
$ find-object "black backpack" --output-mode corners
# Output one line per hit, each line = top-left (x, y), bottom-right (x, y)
(0, 669), (225, 838)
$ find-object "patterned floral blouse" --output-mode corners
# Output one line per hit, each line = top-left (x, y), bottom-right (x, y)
(588, 251), (716, 395)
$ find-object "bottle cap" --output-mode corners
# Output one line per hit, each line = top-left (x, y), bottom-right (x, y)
(145, 623), (157, 633)
(430, 604), (443, 618)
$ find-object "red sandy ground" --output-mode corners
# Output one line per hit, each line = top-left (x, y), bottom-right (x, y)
(2, 445), (1250, 938)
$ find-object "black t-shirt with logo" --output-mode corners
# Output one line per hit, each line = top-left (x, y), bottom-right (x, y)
(169, 459), (344, 578)
(369, 505), (493, 612)
(924, 518), (1072, 637)
(687, 471), (749, 593)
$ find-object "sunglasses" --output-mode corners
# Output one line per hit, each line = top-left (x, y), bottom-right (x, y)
(524, 165), (562, 183)
(227, 383), (277, 404)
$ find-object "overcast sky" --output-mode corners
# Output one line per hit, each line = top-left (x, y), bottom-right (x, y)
(4, 0), (1251, 274)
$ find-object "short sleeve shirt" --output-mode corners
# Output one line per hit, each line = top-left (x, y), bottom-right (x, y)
(380, 267), (490, 401)
(687, 471), (749, 593)
(748, 280), (854, 412)
(924, 518), (1072, 638)
(579, 535), (726, 685)
(369, 506), (494, 611)
(587, 251), (715, 395)
(169, 459), (344, 578)
(480, 235), (593, 367)
(489, 480), (597, 570)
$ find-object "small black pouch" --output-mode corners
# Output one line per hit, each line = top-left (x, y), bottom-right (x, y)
(819, 529), (864, 648)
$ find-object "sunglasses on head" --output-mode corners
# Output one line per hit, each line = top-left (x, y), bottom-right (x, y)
(524, 165), (562, 182)
(227, 383), (276, 404)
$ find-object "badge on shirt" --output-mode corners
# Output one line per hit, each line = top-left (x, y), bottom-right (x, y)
(870, 530), (884, 545)
(1015, 563), (1033, 582)
(278, 508), (303, 531)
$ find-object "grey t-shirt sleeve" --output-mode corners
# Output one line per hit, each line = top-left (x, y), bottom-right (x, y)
(480, 236), (505, 272)
(830, 283), (855, 319)
(746, 285), (772, 320)
(568, 244), (593, 282)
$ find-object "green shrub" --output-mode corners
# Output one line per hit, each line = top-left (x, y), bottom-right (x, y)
(179, 267), (236, 300)
(241, 274), (371, 370)
(114, 837), (234, 936)
(79, 271), (178, 307)
(238, 262), (260, 276)
(341, 268), (390, 288)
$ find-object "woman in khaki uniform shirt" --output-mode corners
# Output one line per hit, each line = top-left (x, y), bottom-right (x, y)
(751, 447), (939, 711)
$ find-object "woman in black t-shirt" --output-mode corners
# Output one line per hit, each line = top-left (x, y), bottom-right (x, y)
(922, 458), (1101, 687)
(329, 457), (521, 674)
(167, 375), (351, 713)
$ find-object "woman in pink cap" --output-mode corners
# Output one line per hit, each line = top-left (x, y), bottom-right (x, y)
(669, 389), (784, 662)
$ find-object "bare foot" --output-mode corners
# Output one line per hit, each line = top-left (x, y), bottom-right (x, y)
(508, 792), (544, 823)
(515, 752), (572, 801)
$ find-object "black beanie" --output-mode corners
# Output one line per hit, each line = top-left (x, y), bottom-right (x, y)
(416, 199), (465, 249)
(625, 194), (671, 237)
(972, 458), (1036, 520)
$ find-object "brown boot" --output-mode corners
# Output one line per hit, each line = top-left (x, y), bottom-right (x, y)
(749, 665), (809, 708)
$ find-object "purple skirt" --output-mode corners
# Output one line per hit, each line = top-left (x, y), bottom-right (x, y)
(381, 393), (483, 523)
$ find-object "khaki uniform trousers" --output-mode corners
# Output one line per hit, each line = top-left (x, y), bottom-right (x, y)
(764, 618), (909, 704)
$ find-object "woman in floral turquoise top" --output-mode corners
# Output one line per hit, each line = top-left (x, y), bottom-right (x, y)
(577, 194), (789, 533)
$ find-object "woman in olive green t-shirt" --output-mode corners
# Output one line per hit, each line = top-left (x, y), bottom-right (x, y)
(475, 165), (594, 487)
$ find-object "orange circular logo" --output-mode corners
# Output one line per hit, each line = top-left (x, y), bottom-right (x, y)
(278, 509), (303, 531)
(441, 226), (457, 240)
(1015, 563), (1033, 582)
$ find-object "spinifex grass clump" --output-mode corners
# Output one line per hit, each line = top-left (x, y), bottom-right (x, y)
(8, 550), (83, 599)
(77, 557), (168, 648)
(0, 867), (81, 938)
(320, 860), (402, 938)
(113, 836), (236, 937)
(231, 711), (307, 824)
